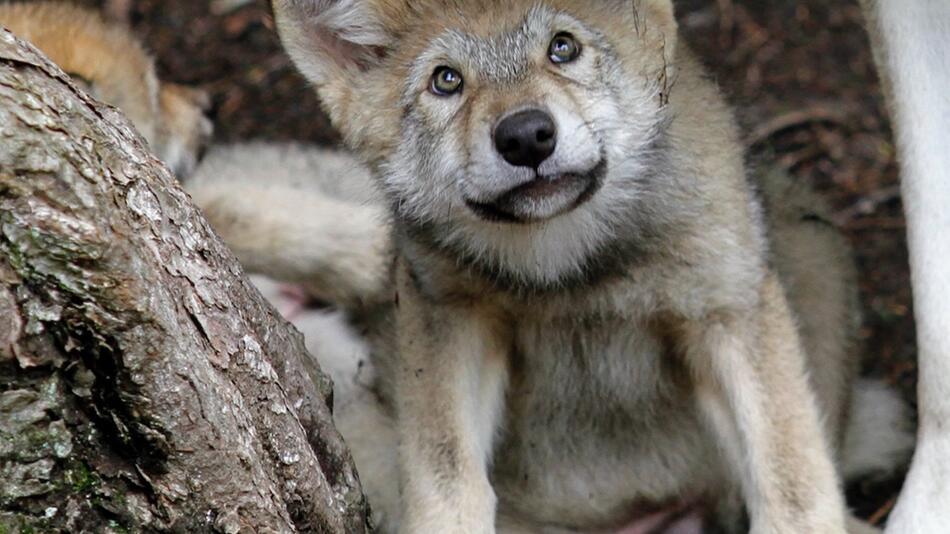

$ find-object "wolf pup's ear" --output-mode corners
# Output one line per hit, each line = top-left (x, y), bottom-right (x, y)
(629, 0), (678, 92)
(272, 0), (390, 88)
(639, 0), (676, 31)
(638, 0), (677, 53)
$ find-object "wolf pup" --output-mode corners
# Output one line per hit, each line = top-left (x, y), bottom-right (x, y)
(0, 1), (212, 176)
(224, 1), (911, 532)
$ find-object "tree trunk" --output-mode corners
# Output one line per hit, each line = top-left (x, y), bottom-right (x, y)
(0, 30), (371, 534)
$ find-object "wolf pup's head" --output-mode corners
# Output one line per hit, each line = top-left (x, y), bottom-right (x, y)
(274, 0), (684, 290)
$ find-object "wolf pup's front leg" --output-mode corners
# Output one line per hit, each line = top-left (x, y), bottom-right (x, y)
(685, 274), (847, 534)
(392, 262), (510, 533)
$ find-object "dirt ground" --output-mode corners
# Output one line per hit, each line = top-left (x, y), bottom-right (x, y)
(76, 0), (915, 526)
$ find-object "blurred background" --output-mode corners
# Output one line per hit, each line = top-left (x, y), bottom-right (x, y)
(73, 0), (916, 524)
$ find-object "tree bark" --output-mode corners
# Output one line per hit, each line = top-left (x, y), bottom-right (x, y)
(0, 30), (371, 534)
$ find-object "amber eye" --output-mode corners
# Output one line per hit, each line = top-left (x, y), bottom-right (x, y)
(430, 66), (464, 96)
(549, 32), (581, 64)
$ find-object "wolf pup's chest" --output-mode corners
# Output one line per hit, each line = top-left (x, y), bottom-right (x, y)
(508, 319), (682, 416)
(491, 318), (722, 527)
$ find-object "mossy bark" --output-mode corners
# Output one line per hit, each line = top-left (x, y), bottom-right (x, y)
(0, 30), (370, 534)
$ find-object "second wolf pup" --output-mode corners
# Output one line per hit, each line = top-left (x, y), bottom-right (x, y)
(0, 1), (212, 177)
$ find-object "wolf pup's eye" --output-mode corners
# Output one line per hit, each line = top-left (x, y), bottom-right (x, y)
(549, 32), (581, 64)
(430, 66), (464, 96)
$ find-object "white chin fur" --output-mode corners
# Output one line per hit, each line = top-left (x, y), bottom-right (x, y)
(447, 156), (647, 287)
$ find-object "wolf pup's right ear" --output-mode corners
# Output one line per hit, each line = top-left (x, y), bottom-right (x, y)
(272, 0), (390, 88)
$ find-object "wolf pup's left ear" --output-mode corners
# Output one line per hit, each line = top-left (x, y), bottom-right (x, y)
(639, 0), (676, 30)
(626, 0), (678, 94)
(272, 0), (391, 88)
(638, 0), (677, 55)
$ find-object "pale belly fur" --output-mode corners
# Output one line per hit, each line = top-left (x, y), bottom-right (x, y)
(492, 317), (730, 531)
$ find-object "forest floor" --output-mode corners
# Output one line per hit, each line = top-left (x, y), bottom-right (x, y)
(81, 0), (915, 526)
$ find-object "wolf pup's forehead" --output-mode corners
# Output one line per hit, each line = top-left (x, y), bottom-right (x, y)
(273, 0), (673, 82)
(406, 6), (597, 85)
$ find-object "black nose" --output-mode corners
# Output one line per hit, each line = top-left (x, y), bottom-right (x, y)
(493, 109), (557, 168)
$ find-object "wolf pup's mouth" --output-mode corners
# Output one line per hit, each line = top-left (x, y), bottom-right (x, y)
(466, 160), (606, 224)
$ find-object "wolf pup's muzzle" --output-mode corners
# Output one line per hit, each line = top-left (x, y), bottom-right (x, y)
(466, 107), (605, 223)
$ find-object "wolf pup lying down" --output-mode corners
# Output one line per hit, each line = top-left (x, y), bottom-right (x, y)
(190, 1), (915, 532)
(0, 2), (212, 177)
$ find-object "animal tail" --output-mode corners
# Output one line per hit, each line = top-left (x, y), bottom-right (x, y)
(185, 142), (393, 308)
